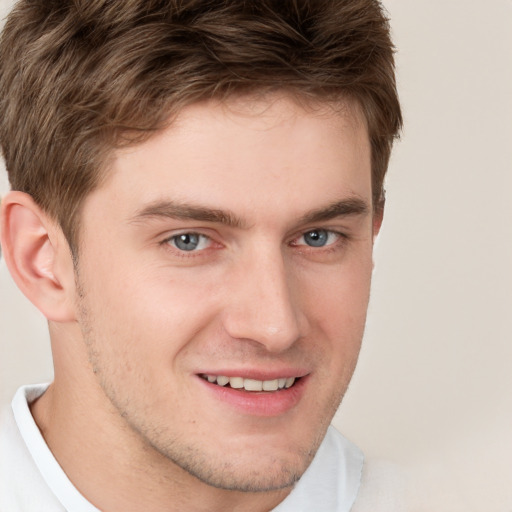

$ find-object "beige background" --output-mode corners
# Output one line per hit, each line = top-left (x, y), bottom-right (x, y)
(1, 0), (511, 510)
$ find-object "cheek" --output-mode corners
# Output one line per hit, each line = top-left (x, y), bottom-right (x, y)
(79, 257), (224, 365)
(299, 256), (372, 371)
(76, 269), (213, 414)
(303, 257), (373, 328)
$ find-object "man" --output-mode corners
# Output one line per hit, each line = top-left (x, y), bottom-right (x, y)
(0, 0), (402, 510)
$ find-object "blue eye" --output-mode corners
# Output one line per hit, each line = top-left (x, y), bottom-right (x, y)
(298, 229), (339, 248)
(170, 233), (210, 252)
(304, 230), (328, 247)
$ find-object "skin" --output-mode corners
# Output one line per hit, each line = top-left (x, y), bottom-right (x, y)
(1, 94), (380, 512)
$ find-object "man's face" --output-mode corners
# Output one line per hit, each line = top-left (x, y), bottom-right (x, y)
(73, 95), (375, 491)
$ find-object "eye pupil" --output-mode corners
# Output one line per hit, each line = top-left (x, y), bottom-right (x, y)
(174, 233), (200, 251)
(304, 229), (328, 247)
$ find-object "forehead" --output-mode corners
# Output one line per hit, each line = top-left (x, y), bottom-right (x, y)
(85, 94), (371, 225)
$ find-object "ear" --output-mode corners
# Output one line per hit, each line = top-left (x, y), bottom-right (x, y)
(0, 191), (76, 322)
(372, 197), (385, 244)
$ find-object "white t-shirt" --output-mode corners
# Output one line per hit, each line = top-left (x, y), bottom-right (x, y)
(0, 385), (404, 511)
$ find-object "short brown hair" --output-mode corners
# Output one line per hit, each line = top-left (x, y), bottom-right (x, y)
(0, 0), (402, 252)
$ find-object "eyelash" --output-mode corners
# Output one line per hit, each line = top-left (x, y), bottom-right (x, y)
(160, 232), (216, 256)
(291, 229), (345, 249)
(160, 228), (347, 257)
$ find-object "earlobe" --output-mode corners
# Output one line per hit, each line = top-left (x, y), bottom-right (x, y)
(0, 191), (76, 322)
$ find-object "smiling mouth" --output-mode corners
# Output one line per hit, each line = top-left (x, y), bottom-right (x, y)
(200, 374), (297, 392)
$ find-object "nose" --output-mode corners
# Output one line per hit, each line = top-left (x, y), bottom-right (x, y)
(222, 247), (305, 353)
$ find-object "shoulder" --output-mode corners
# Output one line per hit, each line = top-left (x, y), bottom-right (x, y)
(351, 458), (408, 512)
(0, 387), (65, 512)
(273, 427), (408, 512)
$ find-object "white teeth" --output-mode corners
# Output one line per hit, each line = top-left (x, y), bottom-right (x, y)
(262, 379), (279, 391)
(285, 377), (295, 388)
(216, 376), (229, 386)
(203, 374), (297, 391)
(229, 376), (244, 389)
(244, 379), (263, 391)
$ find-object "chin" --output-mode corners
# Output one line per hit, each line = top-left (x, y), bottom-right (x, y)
(149, 431), (319, 493)
(176, 453), (308, 493)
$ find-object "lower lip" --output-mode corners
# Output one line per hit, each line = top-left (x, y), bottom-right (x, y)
(196, 376), (308, 417)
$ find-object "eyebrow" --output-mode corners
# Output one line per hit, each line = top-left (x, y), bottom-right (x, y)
(299, 197), (370, 225)
(130, 200), (247, 229)
(129, 196), (370, 229)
